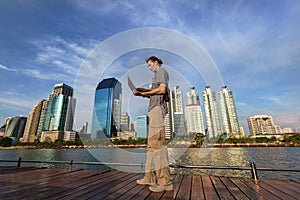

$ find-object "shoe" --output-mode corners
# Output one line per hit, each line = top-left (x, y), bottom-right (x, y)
(149, 184), (174, 192)
(137, 178), (155, 186)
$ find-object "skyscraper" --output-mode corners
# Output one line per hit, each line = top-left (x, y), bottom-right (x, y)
(91, 77), (122, 138)
(185, 87), (205, 134)
(22, 100), (46, 142)
(136, 115), (148, 138)
(202, 86), (221, 138)
(43, 83), (76, 131)
(4, 116), (27, 141)
(121, 112), (130, 131)
(170, 86), (186, 136)
(218, 86), (240, 136)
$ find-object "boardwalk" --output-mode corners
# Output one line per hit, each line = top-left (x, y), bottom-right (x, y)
(0, 166), (299, 200)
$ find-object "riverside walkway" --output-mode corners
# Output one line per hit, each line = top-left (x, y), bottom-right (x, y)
(0, 166), (299, 200)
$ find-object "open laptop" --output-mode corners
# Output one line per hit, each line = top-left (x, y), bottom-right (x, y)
(128, 76), (151, 92)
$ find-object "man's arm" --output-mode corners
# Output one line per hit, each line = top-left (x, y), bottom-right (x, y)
(133, 84), (166, 97)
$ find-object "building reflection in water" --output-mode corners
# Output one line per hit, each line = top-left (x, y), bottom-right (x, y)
(170, 147), (251, 178)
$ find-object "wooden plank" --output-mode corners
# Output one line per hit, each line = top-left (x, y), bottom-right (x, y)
(256, 180), (297, 200)
(0, 168), (78, 193)
(220, 177), (250, 200)
(190, 175), (205, 200)
(175, 175), (192, 200)
(3, 169), (101, 199)
(240, 178), (282, 200)
(93, 173), (141, 200)
(229, 178), (265, 200)
(172, 174), (184, 200)
(116, 184), (148, 200)
(44, 170), (113, 200)
(261, 179), (300, 197)
(57, 170), (128, 200)
(210, 176), (235, 200)
(201, 175), (220, 200)
(131, 184), (152, 200)
(71, 172), (137, 199)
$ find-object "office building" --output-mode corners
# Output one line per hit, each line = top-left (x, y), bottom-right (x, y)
(22, 100), (46, 142)
(185, 87), (205, 135)
(40, 83), (76, 142)
(170, 86), (186, 137)
(43, 83), (76, 132)
(202, 86), (221, 138)
(4, 116), (27, 141)
(218, 86), (240, 136)
(91, 78), (122, 138)
(136, 115), (148, 138)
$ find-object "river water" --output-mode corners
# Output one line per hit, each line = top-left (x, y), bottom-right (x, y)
(0, 147), (299, 180)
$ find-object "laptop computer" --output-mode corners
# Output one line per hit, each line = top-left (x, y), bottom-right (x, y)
(128, 76), (151, 92)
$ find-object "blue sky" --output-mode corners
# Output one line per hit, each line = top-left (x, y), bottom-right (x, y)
(0, 0), (299, 134)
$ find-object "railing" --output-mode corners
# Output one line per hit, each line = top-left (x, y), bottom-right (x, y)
(1, 158), (300, 181)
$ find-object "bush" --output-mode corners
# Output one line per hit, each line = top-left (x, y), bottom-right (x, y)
(0, 137), (13, 147)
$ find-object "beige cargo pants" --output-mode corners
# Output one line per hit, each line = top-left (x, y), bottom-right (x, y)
(144, 106), (172, 186)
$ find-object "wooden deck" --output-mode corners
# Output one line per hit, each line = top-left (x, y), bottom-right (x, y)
(0, 166), (299, 200)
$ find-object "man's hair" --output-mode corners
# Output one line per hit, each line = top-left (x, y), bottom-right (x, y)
(146, 56), (163, 65)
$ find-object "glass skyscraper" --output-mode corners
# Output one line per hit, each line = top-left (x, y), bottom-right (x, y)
(136, 115), (148, 138)
(43, 83), (76, 132)
(91, 77), (122, 138)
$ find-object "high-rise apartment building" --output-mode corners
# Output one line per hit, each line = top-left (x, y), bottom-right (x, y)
(121, 112), (130, 131)
(218, 86), (240, 136)
(170, 86), (186, 137)
(185, 87), (205, 134)
(91, 78), (122, 138)
(247, 115), (281, 136)
(136, 115), (148, 138)
(202, 86), (221, 138)
(22, 100), (46, 142)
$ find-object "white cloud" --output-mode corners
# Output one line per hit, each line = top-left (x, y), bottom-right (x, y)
(0, 64), (17, 72)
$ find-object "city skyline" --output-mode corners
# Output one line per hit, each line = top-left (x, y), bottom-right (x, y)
(0, 1), (299, 133)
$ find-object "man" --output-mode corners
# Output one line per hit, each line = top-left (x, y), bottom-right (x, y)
(133, 56), (173, 192)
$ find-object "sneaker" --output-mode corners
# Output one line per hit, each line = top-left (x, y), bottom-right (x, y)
(149, 184), (174, 192)
(137, 178), (155, 186)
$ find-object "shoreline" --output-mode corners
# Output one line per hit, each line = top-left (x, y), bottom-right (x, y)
(0, 143), (299, 149)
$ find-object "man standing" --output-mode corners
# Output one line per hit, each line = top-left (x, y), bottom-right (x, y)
(133, 56), (173, 192)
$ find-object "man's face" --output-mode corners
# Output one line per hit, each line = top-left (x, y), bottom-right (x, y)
(147, 60), (158, 72)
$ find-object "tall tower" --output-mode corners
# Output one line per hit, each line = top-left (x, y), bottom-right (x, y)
(185, 87), (205, 135)
(22, 100), (46, 142)
(91, 77), (122, 138)
(136, 115), (148, 138)
(218, 86), (240, 136)
(4, 116), (27, 141)
(170, 86), (186, 137)
(121, 112), (130, 131)
(43, 83), (76, 132)
(202, 86), (221, 138)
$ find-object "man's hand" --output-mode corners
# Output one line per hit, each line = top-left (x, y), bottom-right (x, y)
(133, 89), (143, 96)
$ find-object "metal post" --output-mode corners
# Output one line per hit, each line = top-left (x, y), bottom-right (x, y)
(17, 157), (22, 168)
(69, 160), (73, 172)
(250, 161), (259, 181)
